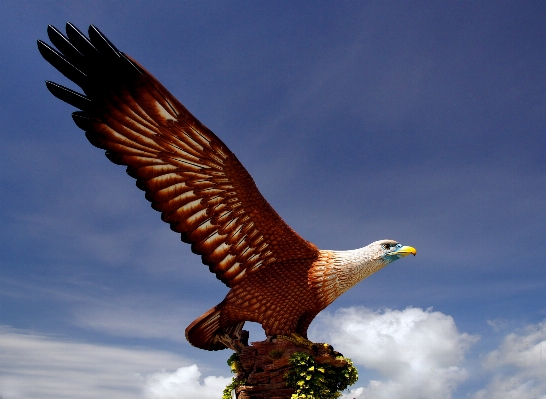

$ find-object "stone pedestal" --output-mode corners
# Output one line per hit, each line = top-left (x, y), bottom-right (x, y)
(232, 338), (346, 399)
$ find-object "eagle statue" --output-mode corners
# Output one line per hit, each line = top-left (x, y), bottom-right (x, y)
(38, 24), (417, 352)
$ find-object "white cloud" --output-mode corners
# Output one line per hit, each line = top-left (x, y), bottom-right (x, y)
(10, 170), (206, 278)
(310, 306), (478, 399)
(487, 318), (508, 332)
(472, 321), (546, 399)
(0, 326), (229, 399)
(145, 365), (231, 399)
(71, 295), (198, 343)
(3, 310), (544, 399)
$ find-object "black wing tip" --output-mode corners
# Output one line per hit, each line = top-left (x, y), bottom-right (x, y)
(39, 40), (87, 88)
(71, 111), (95, 130)
(88, 25), (122, 58)
(36, 38), (52, 53)
(46, 24), (60, 36)
(45, 81), (91, 111)
(88, 24), (102, 37)
(46, 25), (63, 47)
(65, 22), (87, 38)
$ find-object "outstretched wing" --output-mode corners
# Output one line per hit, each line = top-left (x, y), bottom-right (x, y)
(38, 23), (318, 287)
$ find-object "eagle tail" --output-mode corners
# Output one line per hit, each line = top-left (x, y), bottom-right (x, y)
(185, 306), (244, 351)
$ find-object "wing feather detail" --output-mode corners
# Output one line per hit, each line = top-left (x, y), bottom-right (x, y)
(39, 24), (318, 287)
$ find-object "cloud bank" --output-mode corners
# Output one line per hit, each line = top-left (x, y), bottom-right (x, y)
(473, 322), (546, 399)
(145, 365), (231, 399)
(71, 295), (196, 343)
(0, 326), (228, 399)
(311, 306), (479, 399)
(2, 311), (544, 399)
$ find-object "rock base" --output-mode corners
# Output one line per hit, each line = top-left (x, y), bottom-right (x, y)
(233, 338), (344, 399)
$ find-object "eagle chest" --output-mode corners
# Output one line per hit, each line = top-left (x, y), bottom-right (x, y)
(226, 258), (317, 318)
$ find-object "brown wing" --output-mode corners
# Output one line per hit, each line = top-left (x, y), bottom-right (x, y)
(38, 23), (318, 287)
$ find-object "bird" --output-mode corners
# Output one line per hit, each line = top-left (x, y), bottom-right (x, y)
(38, 23), (417, 352)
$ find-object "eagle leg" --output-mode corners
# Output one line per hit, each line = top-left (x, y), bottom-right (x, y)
(217, 329), (249, 353)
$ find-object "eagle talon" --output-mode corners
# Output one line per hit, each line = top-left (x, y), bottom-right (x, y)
(217, 329), (249, 353)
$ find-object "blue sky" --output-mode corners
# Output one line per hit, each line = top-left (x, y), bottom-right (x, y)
(0, 1), (545, 398)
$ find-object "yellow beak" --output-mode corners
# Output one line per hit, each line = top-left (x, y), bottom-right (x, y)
(393, 246), (417, 257)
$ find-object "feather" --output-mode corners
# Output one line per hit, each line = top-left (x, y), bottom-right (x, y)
(45, 81), (91, 112)
(38, 41), (88, 88)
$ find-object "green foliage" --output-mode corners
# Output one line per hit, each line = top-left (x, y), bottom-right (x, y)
(227, 352), (242, 373)
(284, 352), (358, 399)
(223, 353), (246, 399)
(222, 377), (246, 399)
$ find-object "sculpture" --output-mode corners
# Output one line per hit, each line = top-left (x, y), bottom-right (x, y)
(38, 24), (416, 353)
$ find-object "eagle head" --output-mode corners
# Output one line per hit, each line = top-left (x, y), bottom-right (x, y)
(371, 239), (417, 263)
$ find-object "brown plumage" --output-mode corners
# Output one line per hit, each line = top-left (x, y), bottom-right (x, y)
(38, 24), (416, 351)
